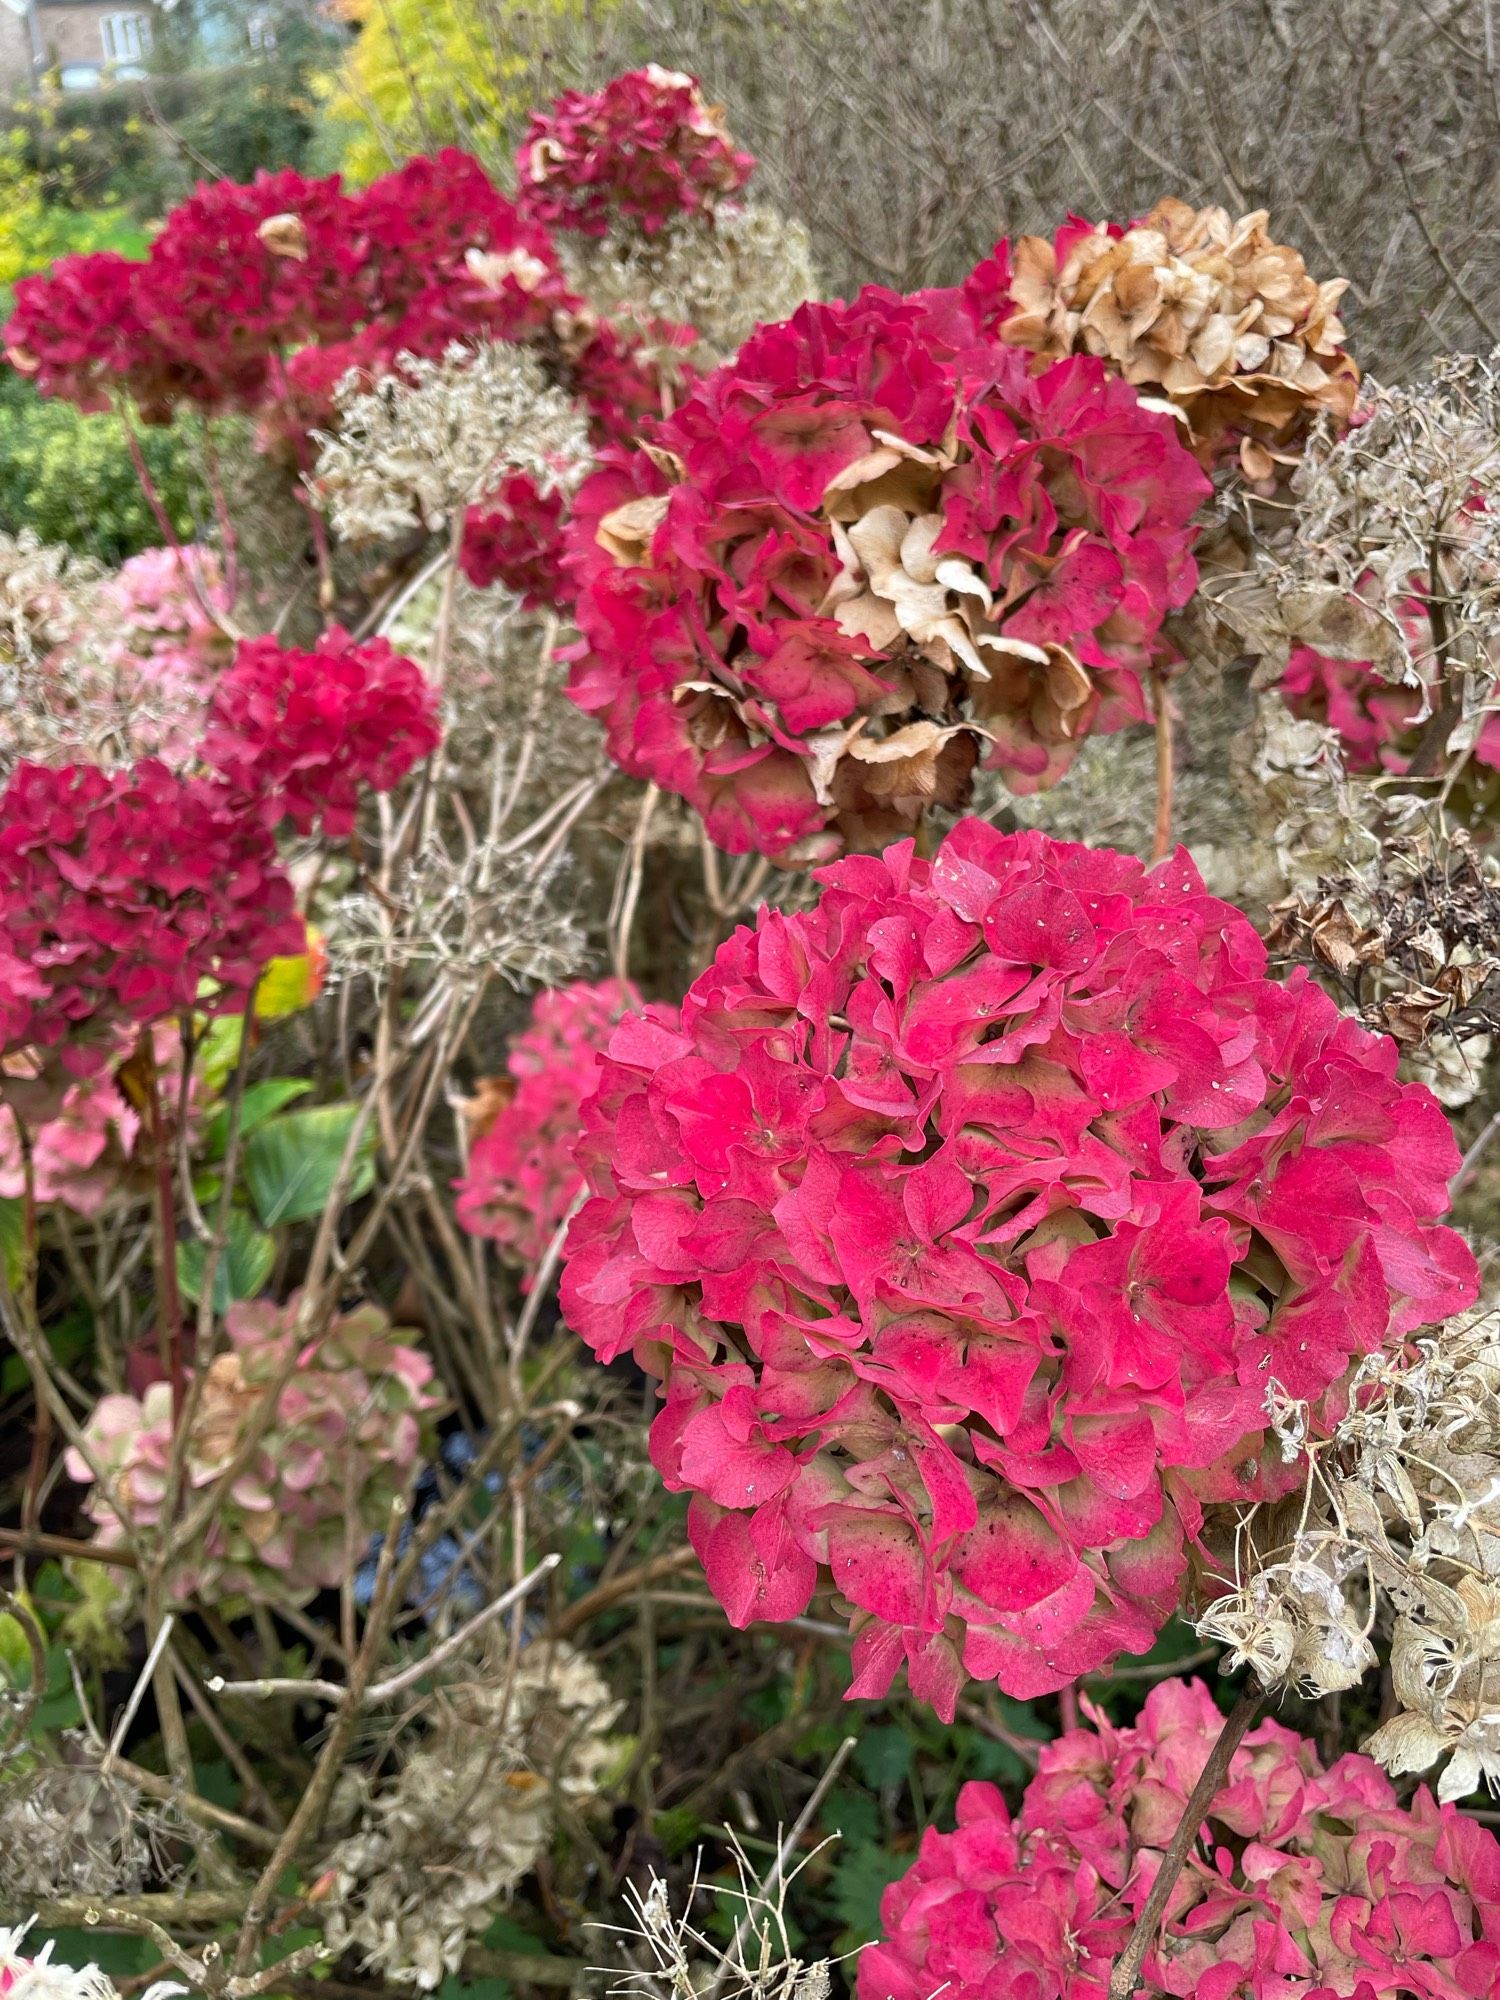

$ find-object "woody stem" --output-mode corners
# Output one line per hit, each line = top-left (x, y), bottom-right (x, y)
(1108, 1689), (1262, 2000)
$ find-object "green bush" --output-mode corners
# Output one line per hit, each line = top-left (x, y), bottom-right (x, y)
(0, 371), (195, 563)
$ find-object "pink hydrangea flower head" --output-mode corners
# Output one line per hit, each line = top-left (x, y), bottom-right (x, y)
(65, 1296), (442, 1602)
(461, 472), (575, 608)
(5, 150), (573, 428)
(561, 824), (1477, 1713)
(516, 66), (755, 238)
(455, 977), (661, 1276)
(0, 760), (304, 1077)
(4, 250), (155, 413)
(98, 546), (236, 765)
(565, 289), (1210, 862)
(0, 1021), (200, 1217)
(200, 628), (440, 837)
(860, 1677), (1500, 2000)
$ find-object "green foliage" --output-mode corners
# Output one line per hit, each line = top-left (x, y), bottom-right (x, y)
(0, 371), (196, 564)
(244, 1101), (377, 1227)
(177, 1208), (277, 1308)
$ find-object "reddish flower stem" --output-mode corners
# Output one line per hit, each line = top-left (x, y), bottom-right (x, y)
(1108, 1688), (1263, 2000)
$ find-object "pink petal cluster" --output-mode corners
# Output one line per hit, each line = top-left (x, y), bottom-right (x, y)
(0, 1022), (198, 1217)
(1282, 643), (1500, 777)
(4, 153), (571, 423)
(66, 1297), (441, 1602)
(200, 628), (440, 837)
(98, 546), (235, 765)
(561, 823), (1477, 1712)
(0, 760), (304, 1077)
(516, 65), (754, 239)
(455, 978), (656, 1275)
(565, 289), (1209, 863)
(461, 472), (574, 609)
(860, 1677), (1500, 2000)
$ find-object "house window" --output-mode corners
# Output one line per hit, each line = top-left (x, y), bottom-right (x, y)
(101, 12), (152, 63)
(247, 14), (277, 51)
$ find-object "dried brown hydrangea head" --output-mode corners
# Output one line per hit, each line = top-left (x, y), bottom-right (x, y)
(967, 200), (1358, 476)
(321, 1643), (622, 1989)
(1197, 1308), (1500, 1803)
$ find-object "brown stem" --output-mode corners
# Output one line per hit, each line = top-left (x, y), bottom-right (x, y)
(1151, 668), (1175, 864)
(1108, 1690), (1262, 2000)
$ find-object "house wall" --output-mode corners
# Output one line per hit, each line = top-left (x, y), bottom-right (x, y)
(0, 4), (154, 96)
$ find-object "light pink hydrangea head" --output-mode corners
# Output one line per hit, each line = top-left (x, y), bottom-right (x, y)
(565, 290), (1209, 863)
(516, 66), (754, 239)
(860, 1677), (1500, 2000)
(0, 1021), (199, 1217)
(98, 546), (234, 765)
(455, 977), (664, 1278)
(561, 824), (1477, 1713)
(66, 1296), (442, 1602)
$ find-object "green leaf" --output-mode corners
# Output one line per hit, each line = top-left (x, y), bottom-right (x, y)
(854, 1724), (913, 1791)
(177, 1209), (276, 1310)
(203, 1077), (314, 1160)
(245, 1102), (375, 1228)
(652, 1803), (703, 1859)
(831, 1842), (908, 1945)
(0, 1195), (22, 1286)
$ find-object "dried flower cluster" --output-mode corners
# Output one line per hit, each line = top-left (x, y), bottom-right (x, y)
(516, 67), (754, 240)
(1266, 827), (1500, 1056)
(1201, 1307), (1500, 1805)
(861, 1676), (1500, 2000)
(965, 199), (1359, 473)
(322, 1643), (621, 1988)
(0, 1736), (167, 1901)
(568, 291), (1207, 863)
(66, 1299), (441, 1601)
(313, 341), (591, 548)
(455, 977), (648, 1274)
(562, 822), (1476, 1711)
(201, 628), (439, 837)
(0, 539), (231, 776)
(559, 203), (817, 370)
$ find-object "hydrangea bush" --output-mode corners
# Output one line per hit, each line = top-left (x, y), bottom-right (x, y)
(562, 822), (1477, 1710)
(860, 1677), (1500, 2000)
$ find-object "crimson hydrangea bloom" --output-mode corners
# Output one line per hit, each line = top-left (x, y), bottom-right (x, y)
(5, 249), (158, 414)
(516, 65), (754, 239)
(5, 151), (574, 428)
(0, 760), (303, 1076)
(461, 473), (574, 608)
(200, 629), (440, 838)
(561, 824), (1476, 1713)
(565, 289), (1209, 864)
(860, 1678), (1500, 2000)
(455, 978), (655, 1275)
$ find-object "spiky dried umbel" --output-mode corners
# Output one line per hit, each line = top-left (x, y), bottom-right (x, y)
(312, 342), (591, 545)
(1198, 1307), (1500, 1802)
